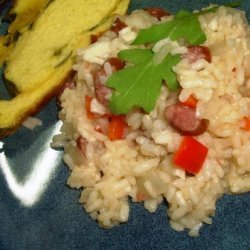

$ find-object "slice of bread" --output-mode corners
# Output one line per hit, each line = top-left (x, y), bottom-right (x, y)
(4, 0), (123, 93)
(0, 0), (130, 137)
(0, 0), (51, 66)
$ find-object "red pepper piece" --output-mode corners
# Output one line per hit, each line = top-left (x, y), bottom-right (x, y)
(108, 115), (126, 141)
(173, 136), (208, 174)
(181, 95), (198, 108)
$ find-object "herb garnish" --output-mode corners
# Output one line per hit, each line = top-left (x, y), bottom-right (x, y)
(197, 1), (242, 16)
(133, 10), (206, 46)
(107, 49), (180, 114)
(107, 2), (242, 115)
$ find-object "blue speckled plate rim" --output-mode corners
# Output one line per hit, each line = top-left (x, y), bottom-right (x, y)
(0, 1), (249, 250)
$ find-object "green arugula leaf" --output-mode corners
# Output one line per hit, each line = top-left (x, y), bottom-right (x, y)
(132, 1), (241, 46)
(106, 2), (242, 115)
(158, 53), (181, 91)
(133, 10), (207, 45)
(196, 1), (242, 16)
(106, 49), (180, 114)
(118, 48), (153, 65)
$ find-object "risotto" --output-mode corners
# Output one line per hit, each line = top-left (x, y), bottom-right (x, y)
(52, 5), (250, 236)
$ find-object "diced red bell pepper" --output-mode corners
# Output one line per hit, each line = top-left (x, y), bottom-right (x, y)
(85, 96), (126, 140)
(108, 115), (126, 141)
(173, 136), (208, 174)
(242, 117), (250, 131)
(181, 95), (198, 108)
(85, 96), (96, 120)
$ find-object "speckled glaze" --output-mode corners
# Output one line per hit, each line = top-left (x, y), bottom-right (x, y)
(0, 0), (249, 249)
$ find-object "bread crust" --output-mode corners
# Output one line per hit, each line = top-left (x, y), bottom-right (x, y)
(0, 70), (73, 138)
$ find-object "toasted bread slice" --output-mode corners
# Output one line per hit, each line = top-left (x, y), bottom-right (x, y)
(0, 0), (51, 66)
(0, 0), (130, 137)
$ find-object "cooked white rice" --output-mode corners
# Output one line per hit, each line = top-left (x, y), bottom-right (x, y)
(22, 117), (43, 130)
(52, 6), (250, 236)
